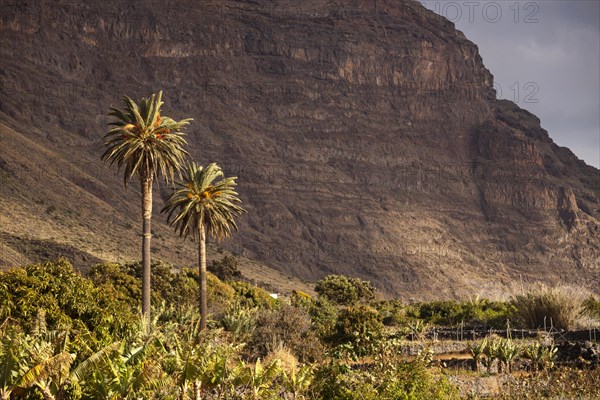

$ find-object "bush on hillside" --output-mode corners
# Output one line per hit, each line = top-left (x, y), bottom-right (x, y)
(331, 305), (384, 353)
(208, 255), (242, 281)
(229, 280), (277, 309)
(404, 298), (513, 328)
(0, 258), (138, 345)
(89, 262), (236, 316)
(249, 304), (324, 363)
(315, 275), (375, 305)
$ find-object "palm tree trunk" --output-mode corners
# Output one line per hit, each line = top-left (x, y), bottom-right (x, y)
(199, 224), (207, 330)
(141, 177), (153, 322)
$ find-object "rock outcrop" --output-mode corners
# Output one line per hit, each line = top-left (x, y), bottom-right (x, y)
(1, 0), (598, 298)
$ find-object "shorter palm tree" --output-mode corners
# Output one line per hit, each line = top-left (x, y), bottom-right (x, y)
(162, 162), (246, 330)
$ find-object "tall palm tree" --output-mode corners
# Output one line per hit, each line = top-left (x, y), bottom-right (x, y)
(101, 91), (191, 321)
(162, 163), (246, 330)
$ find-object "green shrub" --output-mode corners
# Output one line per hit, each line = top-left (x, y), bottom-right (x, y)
(89, 262), (235, 316)
(307, 299), (339, 341)
(404, 299), (513, 328)
(87, 262), (141, 307)
(291, 290), (314, 309)
(89, 259), (189, 308)
(312, 350), (459, 400)
(374, 300), (406, 326)
(179, 268), (236, 316)
(315, 275), (359, 305)
(0, 258), (138, 346)
(332, 305), (384, 352)
(315, 275), (375, 306)
(221, 303), (257, 341)
(249, 305), (324, 363)
(101, 259), (185, 307)
(349, 277), (375, 303)
(407, 301), (462, 325)
(208, 255), (242, 281)
(387, 364), (458, 399)
(312, 362), (377, 400)
(229, 280), (277, 309)
(169, 267), (201, 309)
(459, 298), (514, 328)
(206, 271), (236, 315)
(291, 291), (339, 340)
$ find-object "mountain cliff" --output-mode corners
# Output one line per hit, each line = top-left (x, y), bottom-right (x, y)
(1, 0), (598, 299)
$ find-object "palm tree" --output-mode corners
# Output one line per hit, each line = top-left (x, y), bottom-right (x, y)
(101, 90), (191, 321)
(162, 162), (246, 330)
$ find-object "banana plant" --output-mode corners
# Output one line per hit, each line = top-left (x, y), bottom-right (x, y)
(2, 311), (76, 400)
(0, 327), (29, 400)
(72, 336), (166, 398)
(282, 364), (314, 400)
(236, 358), (282, 400)
(199, 342), (241, 397)
(18, 346), (74, 400)
(160, 315), (203, 399)
(162, 319), (242, 400)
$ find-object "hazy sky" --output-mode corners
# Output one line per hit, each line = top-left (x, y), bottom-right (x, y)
(422, 0), (600, 168)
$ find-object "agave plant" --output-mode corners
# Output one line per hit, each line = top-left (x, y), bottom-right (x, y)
(221, 303), (257, 341)
(524, 341), (558, 373)
(481, 337), (501, 373)
(496, 338), (521, 373)
(468, 338), (489, 373)
(407, 320), (429, 341)
(101, 90), (191, 321)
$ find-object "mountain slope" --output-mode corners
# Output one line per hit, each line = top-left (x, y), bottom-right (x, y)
(0, 0), (598, 299)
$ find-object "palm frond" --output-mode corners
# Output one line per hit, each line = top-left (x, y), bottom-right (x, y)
(101, 90), (192, 186)
(70, 341), (122, 383)
(18, 351), (74, 388)
(161, 162), (246, 241)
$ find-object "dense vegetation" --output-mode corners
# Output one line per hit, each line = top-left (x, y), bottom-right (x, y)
(1, 258), (599, 399)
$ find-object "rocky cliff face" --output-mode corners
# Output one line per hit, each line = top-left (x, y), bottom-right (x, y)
(1, 0), (598, 298)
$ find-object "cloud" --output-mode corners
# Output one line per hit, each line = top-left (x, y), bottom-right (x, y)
(422, 0), (600, 168)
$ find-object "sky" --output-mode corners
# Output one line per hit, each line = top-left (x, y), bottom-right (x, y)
(422, 0), (600, 168)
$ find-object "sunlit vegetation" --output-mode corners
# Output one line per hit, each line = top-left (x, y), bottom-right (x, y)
(5, 112), (600, 398)
(2, 259), (599, 399)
